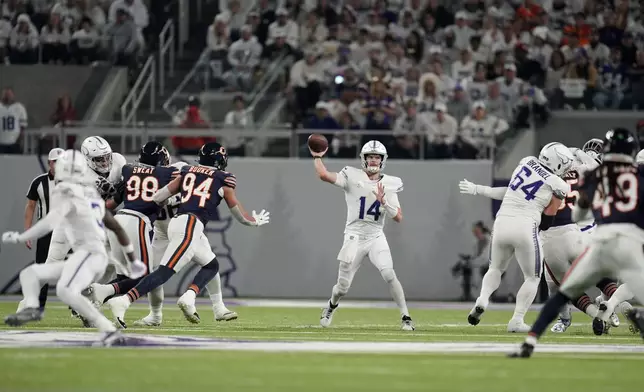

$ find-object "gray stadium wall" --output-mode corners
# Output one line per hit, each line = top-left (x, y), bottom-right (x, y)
(0, 156), (524, 301)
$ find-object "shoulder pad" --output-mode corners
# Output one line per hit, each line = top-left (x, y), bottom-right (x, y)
(549, 176), (570, 198)
(171, 161), (188, 170)
(180, 165), (192, 175)
(220, 172), (236, 189)
(112, 152), (127, 168)
(383, 175), (404, 193)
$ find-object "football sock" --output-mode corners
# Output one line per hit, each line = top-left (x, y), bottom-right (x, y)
(149, 286), (164, 316)
(596, 278), (619, 298)
(19, 267), (43, 309)
(476, 267), (503, 309)
(529, 291), (570, 339)
(573, 294), (598, 318)
(206, 273), (225, 308)
(38, 284), (49, 311)
(330, 263), (354, 306)
(602, 284), (634, 321)
(104, 277), (143, 303)
(511, 276), (540, 321)
(381, 269), (410, 317)
(125, 266), (175, 303)
(189, 259), (220, 295)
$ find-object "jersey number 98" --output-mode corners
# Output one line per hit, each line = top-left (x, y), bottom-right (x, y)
(181, 173), (213, 207)
(509, 166), (544, 201)
(126, 176), (159, 202)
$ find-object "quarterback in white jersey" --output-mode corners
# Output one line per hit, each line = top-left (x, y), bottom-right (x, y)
(463, 142), (573, 332)
(0, 88), (27, 152)
(311, 140), (414, 331)
(2, 150), (145, 346)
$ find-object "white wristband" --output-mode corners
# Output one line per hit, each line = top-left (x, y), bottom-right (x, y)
(382, 199), (398, 217)
(123, 243), (134, 254)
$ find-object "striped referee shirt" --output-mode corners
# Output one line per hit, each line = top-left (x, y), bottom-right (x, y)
(26, 172), (54, 220)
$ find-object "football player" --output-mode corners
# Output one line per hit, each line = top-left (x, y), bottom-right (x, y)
(463, 142), (573, 332)
(510, 128), (644, 358)
(311, 140), (415, 331)
(2, 150), (145, 346)
(106, 142), (269, 326)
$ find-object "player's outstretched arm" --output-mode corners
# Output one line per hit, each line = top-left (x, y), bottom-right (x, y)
(459, 179), (507, 200)
(153, 175), (182, 205)
(3, 201), (73, 244)
(222, 186), (270, 227)
(309, 146), (340, 184)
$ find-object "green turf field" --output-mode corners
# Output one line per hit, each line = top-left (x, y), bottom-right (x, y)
(0, 301), (642, 392)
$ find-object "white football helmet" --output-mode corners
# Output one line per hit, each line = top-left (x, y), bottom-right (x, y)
(636, 149), (644, 164)
(81, 136), (113, 174)
(582, 138), (603, 163)
(360, 140), (388, 174)
(538, 142), (574, 177)
(55, 149), (94, 185)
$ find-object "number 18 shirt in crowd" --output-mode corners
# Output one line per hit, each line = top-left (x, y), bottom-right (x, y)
(498, 156), (570, 224)
(333, 166), (403, 238)
(177, 165), (236, 224)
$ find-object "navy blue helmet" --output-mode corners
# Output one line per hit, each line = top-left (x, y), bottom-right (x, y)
(198, 142), (228, 170)
(139, 141), (170, 166)
(603, 128), (638, 162)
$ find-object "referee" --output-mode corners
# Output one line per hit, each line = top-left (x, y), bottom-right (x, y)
(22, 147), (64, 311)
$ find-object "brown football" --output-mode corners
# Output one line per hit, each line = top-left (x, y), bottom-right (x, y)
(307, 134), (329, 153)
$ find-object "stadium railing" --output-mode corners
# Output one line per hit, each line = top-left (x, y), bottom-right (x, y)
(158, 19), (176, 96)
(23, 125), (495, 161)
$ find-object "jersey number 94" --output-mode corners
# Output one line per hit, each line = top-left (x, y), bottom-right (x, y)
(181, 173), (212, 207)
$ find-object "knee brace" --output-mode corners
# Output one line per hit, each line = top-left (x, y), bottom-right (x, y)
(335, 262), (353, 295)
(380, 268), (397, 283)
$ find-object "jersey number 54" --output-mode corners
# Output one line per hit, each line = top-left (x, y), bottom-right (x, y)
(509, 166), (544, 201)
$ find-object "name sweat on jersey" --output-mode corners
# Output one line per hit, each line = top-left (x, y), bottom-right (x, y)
(177, 165), (236, 225)
(497, 156), (570, 223)
(334, 166), (403, 238)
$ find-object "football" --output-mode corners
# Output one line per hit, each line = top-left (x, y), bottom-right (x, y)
(307, 134), (328, 154)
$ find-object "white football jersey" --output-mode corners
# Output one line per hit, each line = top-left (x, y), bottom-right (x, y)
(569, 149), (598, 228)
(497, 156), (570, 223)
(334, 166), (403, 238)
(52, 182), (106, 253)
(154, 161), (187, 236)
(0, 102), (27, 145)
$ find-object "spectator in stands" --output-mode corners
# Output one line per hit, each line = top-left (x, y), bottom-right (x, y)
(425, 0), (453, 29)
(223, 95), (252, 157)
(9, 14), (38, 64)
(391, 99), (425, 159)
(620, 31), (638, 68)
(225, 25), (262, 92)
(485, 81), (511, 121)
(452, 48), (475, 82)
(417, 75), (439, 112)
(251, 0), (274, 46)
(594, 48), (629, 110)
(300, 10), (328, 53)
(447, 11), (475, 51)
(288, 49), (323, 119)
(458, 100), (509, 159)
(0, 13), (11, 63)
(304, 101), (340, 149)
(448, 84), (471, 122)
(267, 7), (298, 53)
(363, 79), (396, 131)
(50, 94), (76, 127)
(75, 0), (107, 30)
(598, 12), (622, 49)
(425, 101), (457, 159)
(105, 8), (139, 67)
(220, 0), (245, 41)
(545, 50), (566, 108)
(0, 87), (27, 154)
(328, 91), (362, 158)
(587, 29), (610, 67)
(40, 12), (71, 64)
(108, 0), (149, 46)
(564, 48), (597, 108)
(404, 30), (423, 64)
(464, 62), (488, 101)
(207, 14), (230, 57)
(172, 95), (212, 155)
(71, 17), (100, 63)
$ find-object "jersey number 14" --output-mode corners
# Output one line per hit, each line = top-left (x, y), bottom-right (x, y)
(358, 197), (381, 221)
(509, 166), (544, 201)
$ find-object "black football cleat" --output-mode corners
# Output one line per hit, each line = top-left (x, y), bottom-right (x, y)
(4, 307), (42, 327)
(467, 306), (485, 326)
(625, 308), (644, 340)
(507, 342), (534, 358)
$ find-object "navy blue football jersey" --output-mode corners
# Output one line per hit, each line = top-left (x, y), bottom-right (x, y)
(552, 170), (581, 227)
(581, 163), (644, 230)
(121, 164), (177, 222)
(176, 165), (236, 224)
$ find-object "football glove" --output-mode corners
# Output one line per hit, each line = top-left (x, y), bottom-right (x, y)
(96, 177), (117, 199)
(2, 231), (21, 244)
(128, 260), (147, 279)
(459, 179), (478, 195)
(252, 209), (270, 227)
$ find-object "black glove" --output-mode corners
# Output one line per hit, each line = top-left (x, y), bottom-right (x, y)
(96, 177), (116, 199)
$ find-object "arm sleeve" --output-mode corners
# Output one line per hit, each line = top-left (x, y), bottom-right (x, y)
(17, 199), (72, 242)
(26, 177), (39, 201)
(476, 185), (507, 200)
(332, 167), (349, 189)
